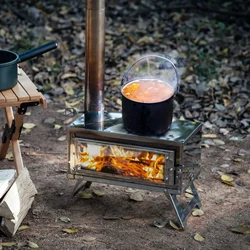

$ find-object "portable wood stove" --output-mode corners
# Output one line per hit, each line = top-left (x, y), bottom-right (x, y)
(67, 0), (202, 228)
(67, 113), (202, 228)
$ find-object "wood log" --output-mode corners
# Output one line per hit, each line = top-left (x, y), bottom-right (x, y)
(0, 168), (37, 237)
(0, 169), (16, 199)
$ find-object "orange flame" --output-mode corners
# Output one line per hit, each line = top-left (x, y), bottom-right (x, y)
(77, 143), (165, 182)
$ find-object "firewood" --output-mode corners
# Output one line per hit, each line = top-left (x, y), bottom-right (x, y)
(0, 168), (37, 237)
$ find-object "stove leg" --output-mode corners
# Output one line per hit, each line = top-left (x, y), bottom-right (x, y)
(164, 183), (201, 228)
(72, 180), (92, 197)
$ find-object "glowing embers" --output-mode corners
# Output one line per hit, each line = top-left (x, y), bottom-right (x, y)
(76, 142), (166, 182)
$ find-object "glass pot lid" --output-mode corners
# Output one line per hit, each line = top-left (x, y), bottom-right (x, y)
(121, 55), (179, 94)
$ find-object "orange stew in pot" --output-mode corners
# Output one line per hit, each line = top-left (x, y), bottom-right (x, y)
(122, 79), (174, 103)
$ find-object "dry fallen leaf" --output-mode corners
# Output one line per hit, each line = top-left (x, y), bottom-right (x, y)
(5, 152), (13, 161)
(58, 135), (67, 141)
(124, 188), (139, 193)
(221, 174), (234, 186)
(61, 72), (77, 80)
(213, 139), (225, 145)
(185, 193), (194, 199)
(116, 99), (122, 105)
(82, 236), (96, 242)
(16, 242), (27, 248)
(169, 220), (183, 230)
(27, 241), (39, 248)
(233, 158), (243, 163)
(194, 233), (205, 242)
(192, 209), (204, 217)
(59, 216), (71, 223)
(93, 189), (105, 197)
(80, 192), (93, 199)
(23, 123), (36, 129)
(65, 100), (81, 108)
(1, 242), (16, 247)
(231, 224), (250, 234)
(54, 124), (62, 130)
(185, 187), (193, 194)
(62, 228), (79, 234)
(129, 192), (144, 202)
(202, 134), (217, 139)
(56, 109), (66, 113)
(220, 164), (230, 168)
(63, 83), (75, 96)
(18, 225), (30, 231)
(22, 128), (32, 135)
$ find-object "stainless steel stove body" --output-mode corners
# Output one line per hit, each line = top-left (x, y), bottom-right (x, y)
(67, 112), (202, 227)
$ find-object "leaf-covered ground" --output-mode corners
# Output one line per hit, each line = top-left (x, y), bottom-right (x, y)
(0, 0), (250, 249)
(1, 0), (250, 133)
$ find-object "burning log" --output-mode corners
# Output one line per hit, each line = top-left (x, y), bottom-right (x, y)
(76, 144), (165, 182)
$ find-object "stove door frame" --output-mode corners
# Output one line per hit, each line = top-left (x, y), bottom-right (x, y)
(68, 135), (178, 190)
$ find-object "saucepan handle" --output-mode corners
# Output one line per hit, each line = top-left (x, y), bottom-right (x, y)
(18, 41), (57, 63)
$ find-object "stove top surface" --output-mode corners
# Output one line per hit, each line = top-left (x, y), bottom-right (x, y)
(69, 112), (202, 144)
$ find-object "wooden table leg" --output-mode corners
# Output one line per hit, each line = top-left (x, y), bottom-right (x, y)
(0, 107), (12, 159)
(0, 138), (10, 159)
(12, 110), (25, 174)
(0, 107), (24, 174)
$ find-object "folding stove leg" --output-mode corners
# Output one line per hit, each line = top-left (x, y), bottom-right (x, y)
(164, 183), (201, 228)
(72, 180), (92, 197)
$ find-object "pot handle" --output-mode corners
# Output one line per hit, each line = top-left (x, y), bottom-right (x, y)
(18, 41), (57, 63)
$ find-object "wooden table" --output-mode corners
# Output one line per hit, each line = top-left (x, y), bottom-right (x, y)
(0, 67), (46, 236)
(0, 67), (47, 174)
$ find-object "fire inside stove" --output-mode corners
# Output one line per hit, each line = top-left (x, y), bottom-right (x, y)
(76, 141), (167, 182)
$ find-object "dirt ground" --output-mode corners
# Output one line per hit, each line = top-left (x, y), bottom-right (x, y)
(0, 103), (249, 250)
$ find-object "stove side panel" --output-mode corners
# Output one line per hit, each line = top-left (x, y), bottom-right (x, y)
(177, 128), (202, 193)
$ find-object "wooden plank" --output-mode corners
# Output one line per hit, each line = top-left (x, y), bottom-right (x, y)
(0, 167), (37, 236)
(12, 81), (30, 102)
(17, 69), (41, 100)
(1, 89), (17, 103)
(0, 170), (17, 199)
(0, 92), (6, 103)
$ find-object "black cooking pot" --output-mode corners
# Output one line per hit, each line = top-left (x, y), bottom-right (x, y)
(121, 55), (179, 136)
(122, 94), (174, 135)
(0, 41), (57, 91)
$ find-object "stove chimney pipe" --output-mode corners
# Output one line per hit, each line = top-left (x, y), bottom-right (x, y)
(84, 0), (105, 125)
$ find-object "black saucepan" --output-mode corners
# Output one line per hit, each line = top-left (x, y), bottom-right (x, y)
(0, 41), (57, 91)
